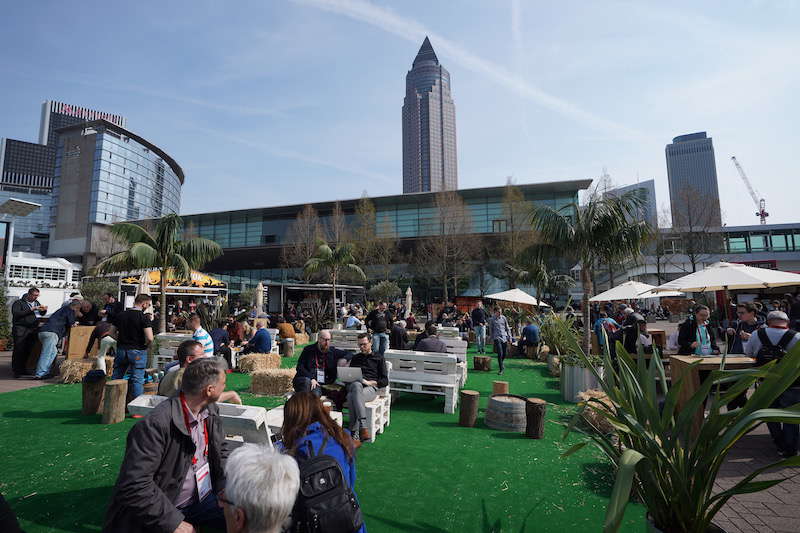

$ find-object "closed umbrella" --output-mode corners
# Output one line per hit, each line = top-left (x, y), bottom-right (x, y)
(254, 282), (264, 316)
(405, 286), (413, 318)
(590, 280), (684, 301)
(136, 272), (154, 315)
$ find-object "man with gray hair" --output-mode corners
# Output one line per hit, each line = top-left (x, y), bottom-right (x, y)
(744, 310), (800, 457)
(219, 444), (300, 533)
(104, 358), (229, 533)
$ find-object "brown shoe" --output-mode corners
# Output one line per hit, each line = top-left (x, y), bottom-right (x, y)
(359, 428), (371, 443)
(352, 437), (363, 450)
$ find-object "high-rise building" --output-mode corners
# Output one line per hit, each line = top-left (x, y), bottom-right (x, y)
(402, 37), (458, 193)
(49, 119), (183, 267)
(0, 101), (126, 253)
(605, 179), (658, 229)
(666, 132), (722, 228)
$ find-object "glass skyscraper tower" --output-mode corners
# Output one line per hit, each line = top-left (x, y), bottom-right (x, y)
(666, 132), (722, 228)
(402, 37), (458, 193)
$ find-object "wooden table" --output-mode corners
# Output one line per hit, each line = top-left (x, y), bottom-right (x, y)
(648, 328), (666, 350)
(669, 355), (755, 435)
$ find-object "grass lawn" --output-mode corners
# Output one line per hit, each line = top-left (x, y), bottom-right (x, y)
(0, 345), (645, 532)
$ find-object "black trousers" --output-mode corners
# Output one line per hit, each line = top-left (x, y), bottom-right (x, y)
(11, 327), (36, 375)
(494, 339), (508, 371)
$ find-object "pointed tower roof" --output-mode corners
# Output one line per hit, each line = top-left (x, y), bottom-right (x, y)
(413, 36), (439, 66)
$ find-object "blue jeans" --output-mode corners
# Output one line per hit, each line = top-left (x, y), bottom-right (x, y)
(35, 331), (60, 377)
(112, 348), (147, 398)
(372, 333), (389, 355)
(180, 491), (226, 531)
(474, 325), (486, 353)
(767, 387), (800, 454)
(493, 339), (508, 371)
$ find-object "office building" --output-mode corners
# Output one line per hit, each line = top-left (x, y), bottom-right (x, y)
(49, 119), (183, 267)
(0, 101), (126, 253)
(402, 37), (458, 193)
(665, 132), (722, 228)
(605, 179), (658, 229)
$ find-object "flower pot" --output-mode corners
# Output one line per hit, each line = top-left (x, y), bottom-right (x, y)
(560, 361), (602, 403)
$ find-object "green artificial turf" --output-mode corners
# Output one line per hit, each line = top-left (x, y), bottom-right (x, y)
(0, 346), (645, 532)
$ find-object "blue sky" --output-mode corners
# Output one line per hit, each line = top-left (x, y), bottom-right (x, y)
(1, 0), (797, 226)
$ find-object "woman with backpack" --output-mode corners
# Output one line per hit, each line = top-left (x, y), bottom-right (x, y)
(279, 392), (366, 533)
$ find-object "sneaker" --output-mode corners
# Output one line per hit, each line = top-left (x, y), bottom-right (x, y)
(498, 369), (504, 375)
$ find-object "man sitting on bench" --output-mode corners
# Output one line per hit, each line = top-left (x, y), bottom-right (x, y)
(345, 332), (389, 443)
(415, 324), (447, 353)
(293, 330), (349, 396)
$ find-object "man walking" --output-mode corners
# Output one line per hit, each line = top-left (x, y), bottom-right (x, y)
(112, 294), (154, 399)
(347, 332), (389, 443)
(11, 287), (47, 377)
(34, 299), (81, 379)
(471, 301), (487, 354)
(104, 358), (229, 532)
(488, 306), (512, 375)
(366, 301), (392, 355)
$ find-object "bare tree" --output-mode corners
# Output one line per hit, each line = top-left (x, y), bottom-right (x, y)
(671, 187), (723, 272)
(282, 204), (323, 282)
(351, 194), (396, 282)
(499, 181), (538, 286)
(325, 201), (349, 246)
(415, 191), (477, 301)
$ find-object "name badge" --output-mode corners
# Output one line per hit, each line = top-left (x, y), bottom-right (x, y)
(195, 462), (212, 501)
(316, 369), (325, 384)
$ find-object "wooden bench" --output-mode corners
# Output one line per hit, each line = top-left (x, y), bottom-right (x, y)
(384, 349), (459, 414)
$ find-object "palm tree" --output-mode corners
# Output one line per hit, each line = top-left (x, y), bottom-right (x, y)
(304, 241), (366, 322)
(531, 191), (651, 355)
(92, 213), (223, 334)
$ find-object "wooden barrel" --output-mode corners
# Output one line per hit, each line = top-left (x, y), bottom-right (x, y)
(485, 394), (528, 432)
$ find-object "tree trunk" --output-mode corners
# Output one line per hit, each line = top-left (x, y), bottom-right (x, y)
(159, 270), (167, 334)
(525, 398), (547, 439)
(458, 390), (480, 427)
(581, 266), (592, 356)
(331, 271), (338, 324)
(442, 274), (449, 302)
(102, 379), (128, 424)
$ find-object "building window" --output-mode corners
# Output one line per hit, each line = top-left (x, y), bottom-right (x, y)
(492, 219), (507, 233)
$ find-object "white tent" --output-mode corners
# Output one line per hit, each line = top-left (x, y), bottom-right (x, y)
(485, 288), (550, 308)
(650, 262), (800, 293)
(590, 280), (684, 301)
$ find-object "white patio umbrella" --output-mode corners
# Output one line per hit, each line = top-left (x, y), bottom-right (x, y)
(405, 286), (413, 318)
(254, 281), (264, 316)
(485, 288), (551, 308)
(650, 262), (800, 293)
(590, 280), (684, 302)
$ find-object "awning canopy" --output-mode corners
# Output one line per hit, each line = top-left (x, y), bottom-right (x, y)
(120, 270), (226, 289)
(590, 280), (684, 301)
(485, 288), (550, 308)
(651, 262), (800, 293)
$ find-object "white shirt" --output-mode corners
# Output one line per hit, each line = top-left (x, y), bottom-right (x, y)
(743, 327), (800, 357)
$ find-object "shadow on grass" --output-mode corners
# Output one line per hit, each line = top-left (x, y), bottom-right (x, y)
(481, 498), (538, 532)
(11, 485), (113, 532)
(428, 420), (460, 429)
(365, 514), (448, 532)
(580, 461), (615, 498)
(490, 431), (527, 440)
(2, 409), (102, 425)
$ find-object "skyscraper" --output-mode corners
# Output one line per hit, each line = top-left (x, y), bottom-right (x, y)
(0, 100), (126, 253)
(605, 179), (658, 229)
(665, 132), (722, 228)
(402, 37), (458, 193)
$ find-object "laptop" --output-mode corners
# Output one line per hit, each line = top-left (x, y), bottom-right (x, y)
(336, 367), (363, 383)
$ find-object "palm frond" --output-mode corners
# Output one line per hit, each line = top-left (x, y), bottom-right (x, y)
(92, 251), (139, 275)
(179, 237), (223, 269)
(108, 222), (157, 248)
(155, 214), (183, 260)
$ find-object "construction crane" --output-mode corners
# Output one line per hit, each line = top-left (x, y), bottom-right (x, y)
(731, 156), (769, 224)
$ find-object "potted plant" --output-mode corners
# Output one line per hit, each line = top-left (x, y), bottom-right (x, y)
(558, 319), (800, 533)
(538, 311), (602, 400)
(559, 351), (603, 403)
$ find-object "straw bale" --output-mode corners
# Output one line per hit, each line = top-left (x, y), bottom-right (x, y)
(547, 355), (560, 377)
(251, 369), (296, 396)
(59, 356), (116, 383)
(538, 345), (550, 362)
(295, 332), (309, 345)
(577, 389), (617, 434)
(237, 353), (281, 374)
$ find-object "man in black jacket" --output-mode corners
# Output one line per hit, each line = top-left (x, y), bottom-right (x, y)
(292, 330), (349, 396)
(389, 319), (409, 349)
(11, 287), (47, 377)
(471, 301), (488, 354)
(104, 358), (229, 533)
(366, 302), (392, 355)
(347, 332), (389, 442)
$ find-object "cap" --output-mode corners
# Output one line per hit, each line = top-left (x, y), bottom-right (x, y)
(624, 308), (635, 315)
(767, 310), (789, 323)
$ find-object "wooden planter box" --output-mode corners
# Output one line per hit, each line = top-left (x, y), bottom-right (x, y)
(560, 362), (603, 403)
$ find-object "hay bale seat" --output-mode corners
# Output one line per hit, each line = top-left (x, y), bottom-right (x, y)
(59, 357), (114, 383)
(577, 389), (617, 434)
(237, 353), (281, 374)
(251, 369), (296, 396)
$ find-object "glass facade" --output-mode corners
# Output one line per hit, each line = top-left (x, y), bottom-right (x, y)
(724, 228), (800, 254)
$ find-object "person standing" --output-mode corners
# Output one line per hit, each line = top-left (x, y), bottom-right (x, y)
(488, 306), (512, 375)
(85, 321), (117, 373)
(78, 300), (101, 325)
(34, 299), (81, 379)
(111, 294), (154, 399)
(726, 302), (763, 354)
(677, 305), (719, 356)
(366, 302), (392, 356)
(103, 358), (229, 532)
(11, 287), (47, 377)
(347, 332), (389, 442)
(471, 301), (488, 354)
(99, 293), (123, 323)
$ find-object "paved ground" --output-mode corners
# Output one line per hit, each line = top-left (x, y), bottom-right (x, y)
(0, 351), (57, 393)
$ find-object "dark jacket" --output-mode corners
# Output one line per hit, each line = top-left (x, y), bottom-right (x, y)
(677, 319), (719, 355)
(11, 297), (43, 336)
(366, 309), (392, 334)
(416, 336), (448, 353)
(295, 343), (349, 384)
(78, 302), (100, 325)
(471, 307), (487, 326)
(349, 351), (389, 389)
(103, 396), (228, 533)
(389, 324), (408, 350)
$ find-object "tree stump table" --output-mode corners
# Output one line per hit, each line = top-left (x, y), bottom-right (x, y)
(458, 390), (480, 427)
(525, 398), (547, 439)
(474, 355), (491, 372)
(492, 380), (509, 395)
(102, 379), (128, 424)
(82, 374), (106, 415)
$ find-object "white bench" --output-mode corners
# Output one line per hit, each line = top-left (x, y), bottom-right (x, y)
(436, 326), (460, 338)
(384, 350), (459, 414)
(127, 395), (274, 446)
(266, 329), (281, 355)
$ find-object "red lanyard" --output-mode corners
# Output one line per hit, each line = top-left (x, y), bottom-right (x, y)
(180, 393), (208, 465)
